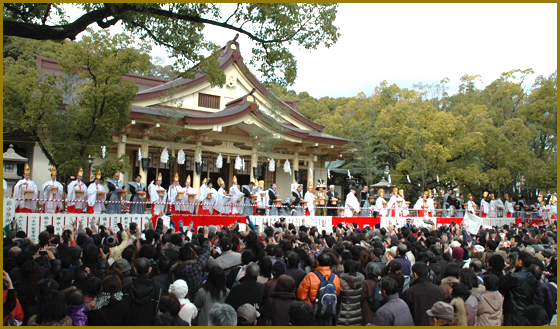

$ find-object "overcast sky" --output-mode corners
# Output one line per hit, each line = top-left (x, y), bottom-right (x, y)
(78, 3), (557, 99)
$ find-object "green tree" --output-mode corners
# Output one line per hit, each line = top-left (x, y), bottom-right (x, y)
(3, 29), (151, 180)
(3, 3), (340, 86)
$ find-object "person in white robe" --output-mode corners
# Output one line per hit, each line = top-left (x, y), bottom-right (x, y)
(304, 182), (316, 216)
(413, 194), (426, 217)
(386, 188), (399, 217)
(466, 194), (477, 214)
(66, 167), (87, 213)
(344, 187), (360, 217)
(41, 167), (64, 213)
(214, 177), (231, 215)
(503, 194), (514, 218)
(87, 170), (106, 214)
(13, 164), (38, 213)
(375, 189), (386, 218)
(168, 173), (185, 214)
(489, 194), (504, 218)
(148, 173), (167, 217)
(229, 176), (244, 215)
(426, 192), (435, 217)
(183, 176), (197, 214)
(204, 181), (218, 215)
(480, 192), (489, 218)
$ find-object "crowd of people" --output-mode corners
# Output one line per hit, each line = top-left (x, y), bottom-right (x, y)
(2, 211), (557, 326)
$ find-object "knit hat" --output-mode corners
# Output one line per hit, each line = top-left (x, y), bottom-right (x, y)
(271, 261), (287, 276)
(426, 301), (455, 321)
(168, 279), (189, 299)
(112, 259), (131, 273)
(452, 247), (464, 260)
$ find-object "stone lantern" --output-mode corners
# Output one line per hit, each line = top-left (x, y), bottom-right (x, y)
(3, 144), (28, 196)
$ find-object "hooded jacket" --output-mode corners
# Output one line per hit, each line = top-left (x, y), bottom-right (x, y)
(122, 276), (163, 326)
(336, 272), (365, 326)
(297, 265), (341, 305)
(477, 290), (504, 326)
(67, 304), (88, 326)
(259, 291), (298, 326)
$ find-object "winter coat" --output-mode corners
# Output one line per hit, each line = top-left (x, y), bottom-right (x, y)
(67, 304), (87, 326)
(297, 266), (341, 305)
(403, 276), (446, 326)
(226, 278), (265, 310)
(86, 299), (130, 326)
(477, 290), (504, 326)
(193, 287), (229, 326)
(259, 291), (297, 326)
(336, 272), (364, 326)
(170, 239), (211, 300)
(372, 293), (415, 326)
(3, 289), (24, 326)
(499, 268), (539, 326)
(27, 315), (73, 326)
(534, 277), (557, 321)
(122, 276), (163, 326)
(360, 279), (377, 325)
(440, 276), (459, 302)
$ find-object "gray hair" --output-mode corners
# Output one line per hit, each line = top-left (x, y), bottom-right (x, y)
(208, 303), (237, 326)
(366, 262), (382, 278)
(245, 262), (260, 279)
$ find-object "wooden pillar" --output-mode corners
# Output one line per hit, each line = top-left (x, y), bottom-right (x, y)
(140, 135), (149, 185)
(117, 134), (127, 182)
(292, 152), (299, 184)
(250, 147), (258, 182)
(193, 142), (202, 190)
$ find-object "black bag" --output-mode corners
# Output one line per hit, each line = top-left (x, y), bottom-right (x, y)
(366, 281), (384, 312)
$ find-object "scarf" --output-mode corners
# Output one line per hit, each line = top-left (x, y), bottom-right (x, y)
(91, 291), (123, 310)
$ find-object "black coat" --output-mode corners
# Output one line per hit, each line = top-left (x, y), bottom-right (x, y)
(226, 278), (265, 310)
(258, 291), (297, 326)
(402, 276), (445, 326)
(122, 276), (163, 326)
(499, 268), (539, 326)
(86, 300), (130, 326)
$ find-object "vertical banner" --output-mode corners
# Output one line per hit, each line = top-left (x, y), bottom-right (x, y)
(28, 214), (41, 242)
(15, 213), (28, 237)
(53, 214), (64, 234)
(3, 198), (16, 226)
(98, 215), (110, 228)
(123, 214), (133, 230)
(41, 214), (52, 233)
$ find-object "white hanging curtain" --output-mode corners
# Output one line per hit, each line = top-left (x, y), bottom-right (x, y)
(161, 148), (169, 163)
(216, 153), (223, 169)
(177, 149), (185, 165)
(283, 159), (292, 175)
(269, 158), (276, 172)
(234, 155), (243, 170)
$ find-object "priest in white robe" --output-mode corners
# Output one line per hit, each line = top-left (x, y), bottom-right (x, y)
(148, 172), (167, 217)
(66, 167), (87, 213)
(167, 173), (185, 214)
(87, 170), (106, 214)
(229, 176), (244, 215)
(304, 181), (315, 216)
(214, 177), (231, 215)
(344, 187), (360, 217)
(41, 167), (64, 213)
(13, 164), (38, 213)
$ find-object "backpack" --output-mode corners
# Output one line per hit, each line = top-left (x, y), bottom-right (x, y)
(366, 281), (384, 312)
(312, 270), (337, 318)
